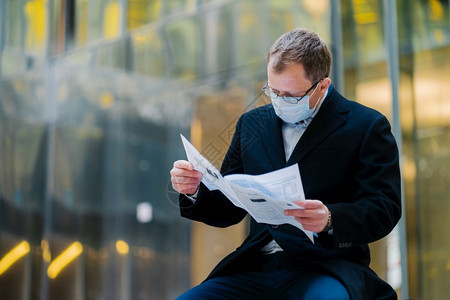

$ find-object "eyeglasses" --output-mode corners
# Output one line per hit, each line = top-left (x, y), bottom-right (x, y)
(262, 80), (321, 104)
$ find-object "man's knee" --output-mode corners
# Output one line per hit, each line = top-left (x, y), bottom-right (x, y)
(302, 276), (349, 300)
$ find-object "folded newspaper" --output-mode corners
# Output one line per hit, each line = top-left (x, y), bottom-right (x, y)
(180, 134), (314, 243)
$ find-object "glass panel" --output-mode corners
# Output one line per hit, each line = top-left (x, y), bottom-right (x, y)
(8, 0), (443, 298)
(95, 39), (130, 71)
(5, 0), (25, 49)
(0, 68), (47, 299)
(44, 55), (193, 299)
(24, 0), (48, 54)
(0, 2), (3, 36)
(164, 17), (203, 79)
(0, 49), (30, 77)
(235, 0), (267, 67)
(102, 0), (122, 39)
(131, 30), (166, 77)
(127, 0), (162, 30)
(164, 0), (196, 15)
(188, 76), (264, 285)
(398, 0), (450, 299)
(79, 0), (119, 46)
(341, 0), (400, 292)
(208, 3), (235, 75)
(86, 0), (109, 43)
(74, 0), (89, 47)
(47, 0), (62, 55)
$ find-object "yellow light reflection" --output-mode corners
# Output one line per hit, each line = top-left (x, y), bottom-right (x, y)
(103, 2), (121, 38)
(430, 0), (443, 21)
(116, 240), (129, 255)
(191, 118), (202, 148)
(24, 0), (47, 49)
(352, 0), (378, 24)
(47, 242), (83, 279)
(355, 12), (378, 24)
(41, 240), (51, 262)
(100, 92), (115, 109)
(0, 241), (30, 275)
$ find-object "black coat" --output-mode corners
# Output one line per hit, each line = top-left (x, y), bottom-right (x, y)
(180, 85), (401, 300)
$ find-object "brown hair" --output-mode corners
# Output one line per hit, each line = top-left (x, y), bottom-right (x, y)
(267, 28), (332, 83)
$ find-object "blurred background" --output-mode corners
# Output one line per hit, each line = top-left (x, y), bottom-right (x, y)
(0, 0), (449, 299)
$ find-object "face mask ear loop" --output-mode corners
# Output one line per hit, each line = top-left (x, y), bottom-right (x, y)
(309, 83), (322, 112)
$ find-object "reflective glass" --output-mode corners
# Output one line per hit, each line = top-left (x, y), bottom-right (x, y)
(24, 0), (47, 54)
(131, 30), (166, 77)
(74, 0), (89, 46)
(5, 0), (25, 49)
(0, 68), (48, 299)
(164, 0), (196, 15)
(165, 17), (203, 79)
(0, 0), (329, 298)
(127, 0), (162, 30)
(397, 0), (450, 299)
(342, 0), (400, 290)
(2, 0), (450, 299)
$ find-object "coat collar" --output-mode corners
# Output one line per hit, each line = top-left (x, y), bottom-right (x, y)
(286, 84), (349, 166)
(255, 84), (349, 170)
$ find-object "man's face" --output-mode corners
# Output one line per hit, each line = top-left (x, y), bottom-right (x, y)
(267, 60), (329, 109)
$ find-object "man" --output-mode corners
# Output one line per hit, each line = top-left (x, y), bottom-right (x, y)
(170, 28), (401, 299)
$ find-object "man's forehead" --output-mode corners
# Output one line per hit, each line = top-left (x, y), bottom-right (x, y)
(267, 63), (311, 90)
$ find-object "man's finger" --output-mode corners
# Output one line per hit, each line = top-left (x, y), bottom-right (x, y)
(284, 208), (305, 217)
(170, 167), (202, 178)
(294, 199), (322, 209)
(172, 175), (202, 185)
(173, 160), (194, 170)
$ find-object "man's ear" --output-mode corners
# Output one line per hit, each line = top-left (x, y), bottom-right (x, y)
(319, 78), (331, 93)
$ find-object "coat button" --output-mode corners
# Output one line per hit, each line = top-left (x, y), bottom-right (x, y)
(339, 242), (353, 248)
(271, 225), (279, 228)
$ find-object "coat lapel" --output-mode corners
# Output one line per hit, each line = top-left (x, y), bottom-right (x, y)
(286, 86), (349, 166)
(256, 105), (286, 171)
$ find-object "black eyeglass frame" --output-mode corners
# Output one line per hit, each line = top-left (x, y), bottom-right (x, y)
(262, 79), (322, 104)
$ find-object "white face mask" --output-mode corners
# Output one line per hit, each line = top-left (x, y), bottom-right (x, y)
(271, 84), (321, 124)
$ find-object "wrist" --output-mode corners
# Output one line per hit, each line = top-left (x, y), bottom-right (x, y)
(322, 208), (333, 233)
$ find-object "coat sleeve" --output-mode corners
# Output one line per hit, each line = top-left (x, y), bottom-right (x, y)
(328, 115), (401, 247)
(179, 116), (248, 227)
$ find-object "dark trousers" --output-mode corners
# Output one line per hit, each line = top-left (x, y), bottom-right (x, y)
(176, 251), (350, 300)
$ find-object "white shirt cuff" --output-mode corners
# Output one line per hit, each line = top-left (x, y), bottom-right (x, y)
(184, 189), (199, 203)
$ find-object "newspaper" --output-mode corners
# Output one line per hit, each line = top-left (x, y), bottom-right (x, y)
(180, 134), (314, 243)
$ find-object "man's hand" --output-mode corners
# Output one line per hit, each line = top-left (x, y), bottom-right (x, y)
(284, 199), (330, 233)
(170, 160), (203, 195)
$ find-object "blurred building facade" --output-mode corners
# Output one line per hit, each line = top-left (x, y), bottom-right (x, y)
(0, 0), (449, 299)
